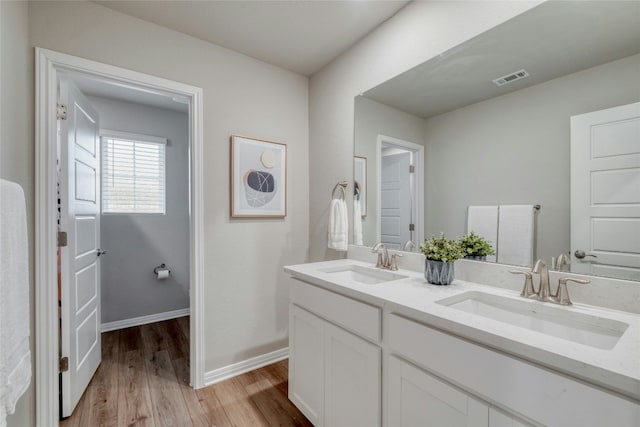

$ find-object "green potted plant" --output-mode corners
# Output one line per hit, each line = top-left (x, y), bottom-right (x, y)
(419, 233), (465, 285)
(458, 231), (495, 261)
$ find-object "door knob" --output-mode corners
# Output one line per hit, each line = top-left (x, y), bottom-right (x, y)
(97, 249), (107, 256)
(574, 250), (596, 259)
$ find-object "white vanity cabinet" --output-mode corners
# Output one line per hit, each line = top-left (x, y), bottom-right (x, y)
(387, 313), (640, 427)
(387, 355), (529, 427)
(289, 305), (325, 425)
(387, 355), (489, 426)
(287, 272), (639, 427)
(488, 408), (529, 427)
(289, 281), (382, 427)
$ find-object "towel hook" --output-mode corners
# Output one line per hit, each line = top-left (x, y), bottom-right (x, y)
(332, 181), (348, 200)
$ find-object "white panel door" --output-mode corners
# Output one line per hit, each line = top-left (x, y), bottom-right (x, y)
(387, 356), (488, 427)
(324, 321), (381, 427)
(571, 102), (640, 280)
(381, 152), (411, 250)
(59, 76), (102, 417)
(289, 305), (325, 426)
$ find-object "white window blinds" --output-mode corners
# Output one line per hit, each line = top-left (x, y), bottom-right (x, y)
(101, 133), (166, 214)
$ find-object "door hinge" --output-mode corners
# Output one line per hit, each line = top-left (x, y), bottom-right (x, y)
(409, 223), (415, 231)
(58, 231), (68, 247)
(409, 165), (415, 173)
(59, 356), (69, 373)
(56, 104), (67, 120)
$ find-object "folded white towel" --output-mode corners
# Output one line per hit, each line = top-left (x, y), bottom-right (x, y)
(353, 200), (363, 246)
(497, 205), (535, 267)
(0, 179), (32, 426)
(467, 206), (498, 262)
(328, 199), (348, 251)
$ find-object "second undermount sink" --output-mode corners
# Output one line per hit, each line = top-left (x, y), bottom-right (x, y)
(436, 291), (629, 350)
(319, 264), (408, 285)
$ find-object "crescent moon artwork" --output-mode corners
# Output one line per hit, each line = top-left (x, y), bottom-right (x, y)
(231, 136), (287, 217)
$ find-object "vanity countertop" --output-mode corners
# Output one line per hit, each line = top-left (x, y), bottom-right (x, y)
(285, 259), (640, 402)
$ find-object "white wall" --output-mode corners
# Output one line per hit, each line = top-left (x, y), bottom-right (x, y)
(423, 53), (640, 262)
(353, 95), (424, 247)
(86, 96), (190, 324)
(29, 0), (309, 376)
(308, 0), (542, 261)
(1, 2), (35, 426)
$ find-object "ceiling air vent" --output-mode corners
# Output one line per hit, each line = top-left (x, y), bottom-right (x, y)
(492, 69), (530, 86)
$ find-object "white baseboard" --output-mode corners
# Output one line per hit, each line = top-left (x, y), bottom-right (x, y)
(101, 308), (190, 332)
(204, 347), (289, 386)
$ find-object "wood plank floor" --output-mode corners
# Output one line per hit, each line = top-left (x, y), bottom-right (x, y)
(61, 318), (312, 427)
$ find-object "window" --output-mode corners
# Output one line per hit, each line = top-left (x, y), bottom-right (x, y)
(101, 131), (166, 214)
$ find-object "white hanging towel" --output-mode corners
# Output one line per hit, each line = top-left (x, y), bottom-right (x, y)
(353, 199), (363, 246)
(497, 205), (535, 267)
(0, 180), (32, 427)
(328, 199), (349, 251)
(467, 206), (498, 262)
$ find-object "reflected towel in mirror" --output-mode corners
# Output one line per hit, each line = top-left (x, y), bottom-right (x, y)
(467, 206), (498, 263)
(328, 199), (349, 251)
(498, 205), (535, 267)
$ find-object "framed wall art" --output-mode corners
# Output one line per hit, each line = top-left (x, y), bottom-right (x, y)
(231, 135), (287, 218)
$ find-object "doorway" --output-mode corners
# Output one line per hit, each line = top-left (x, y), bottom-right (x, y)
(35, 48), (205, 426)
(376, 135), (424, 250)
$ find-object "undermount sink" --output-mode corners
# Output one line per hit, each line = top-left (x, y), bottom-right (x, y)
(436, 291), (628, 350)
(319, 264), (408, 285)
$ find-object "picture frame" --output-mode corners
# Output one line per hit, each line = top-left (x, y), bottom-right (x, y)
(354, 156), (367, 217)
(231, 135), (287, 218)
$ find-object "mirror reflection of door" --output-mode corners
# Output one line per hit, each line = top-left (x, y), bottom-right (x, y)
(381, 151), (412, 250)
(571, 102), (640, 281)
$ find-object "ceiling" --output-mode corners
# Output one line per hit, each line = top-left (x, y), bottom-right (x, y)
(68, 71), (190, 113)
(94, 0), (409, 76)
(365, 1), (640, 119)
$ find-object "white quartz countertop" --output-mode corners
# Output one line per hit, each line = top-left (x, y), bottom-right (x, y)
(285, 259), (640, 401)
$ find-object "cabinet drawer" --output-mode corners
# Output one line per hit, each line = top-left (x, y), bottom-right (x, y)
(291, 280), (381, 342)
(387, 314), (640, 427)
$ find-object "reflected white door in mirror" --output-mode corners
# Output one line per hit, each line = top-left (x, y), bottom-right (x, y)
(354, 134), (424, 250)
(571, 102), (640, 282)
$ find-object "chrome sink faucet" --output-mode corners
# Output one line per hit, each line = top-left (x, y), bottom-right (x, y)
(512, 259), (590, 305)
(555, 253), (570, 271)
(402, 240), (416, 252)
(371, 242), (403, 271)
(372, 242), (389, 268)
(533, 259), (554, 302)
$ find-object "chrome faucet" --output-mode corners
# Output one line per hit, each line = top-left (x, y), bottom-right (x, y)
(402, 240), (416, 252)
(556, 253), (570, 271)
(512, 259), (591, 305)
(371, 242), (389, 269)
(509, 270), (536, 298)
(371, 242), (403, 271)
(532, 259), (554, 302)
(554, 277), (590, 305)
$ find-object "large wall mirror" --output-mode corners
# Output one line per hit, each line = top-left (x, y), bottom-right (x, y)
(353, 1), (640, 281)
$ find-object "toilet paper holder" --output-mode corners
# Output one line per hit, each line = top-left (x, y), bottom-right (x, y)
(153, 263), (171, 276)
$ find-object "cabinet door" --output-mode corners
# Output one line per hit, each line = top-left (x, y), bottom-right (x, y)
(324, 322), (381, 427)
(289, 305), (325, 426)
(489, 407), (530, 427)
(387, 356), (488, 427)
